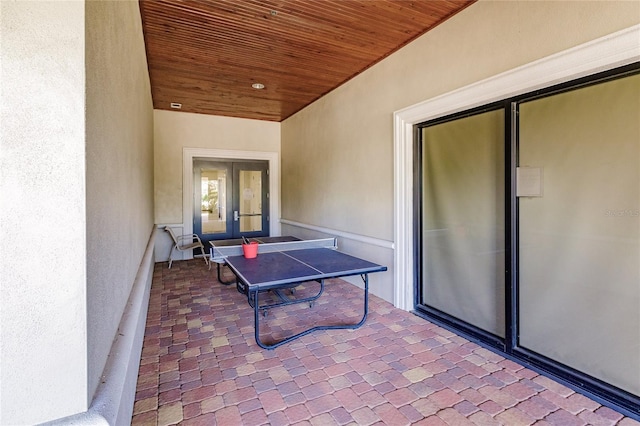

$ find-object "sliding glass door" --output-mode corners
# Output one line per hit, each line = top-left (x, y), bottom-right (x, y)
(414, 65), (640, 415)
(517, 73), (640, 396)
(418, 108), (506, 339)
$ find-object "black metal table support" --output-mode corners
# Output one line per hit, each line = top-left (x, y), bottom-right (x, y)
(216, 262), (235, 285)
(242, 280), (324, 311)
(251, 274), (370, 350)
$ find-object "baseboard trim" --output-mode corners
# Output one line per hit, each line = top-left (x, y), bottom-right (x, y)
(280, 219), (394, 250)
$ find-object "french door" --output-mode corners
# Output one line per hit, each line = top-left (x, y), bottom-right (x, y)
(193, 159), (269, 246)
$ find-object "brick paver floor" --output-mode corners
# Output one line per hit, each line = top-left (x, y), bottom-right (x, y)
(132, 259), (639, 425)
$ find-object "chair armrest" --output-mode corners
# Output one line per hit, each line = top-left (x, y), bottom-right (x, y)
(176, 233), (203, 244)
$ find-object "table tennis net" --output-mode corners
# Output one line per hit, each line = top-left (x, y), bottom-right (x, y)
(210, 237), (337, 261)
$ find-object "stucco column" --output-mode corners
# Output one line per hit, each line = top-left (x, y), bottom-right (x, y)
(1, 1), (88, 424)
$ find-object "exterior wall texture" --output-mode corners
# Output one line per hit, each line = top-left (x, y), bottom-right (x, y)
(85, 0), (155, 406)
(1, 0), (154, 424)
(1, 1), (88, 423)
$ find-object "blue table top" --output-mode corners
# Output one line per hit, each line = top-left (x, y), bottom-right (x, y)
(225, 247), (387, 290)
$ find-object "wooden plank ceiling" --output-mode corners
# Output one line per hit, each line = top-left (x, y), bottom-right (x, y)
(139, 0), (474, 122)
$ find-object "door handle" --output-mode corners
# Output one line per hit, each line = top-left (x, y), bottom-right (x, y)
(234, 211), (239, 221)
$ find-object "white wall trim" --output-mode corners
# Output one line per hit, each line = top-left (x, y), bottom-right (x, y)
(182, 148), (281, 259)
(281, 218), (394, 249)
(393, 24), (640, 311)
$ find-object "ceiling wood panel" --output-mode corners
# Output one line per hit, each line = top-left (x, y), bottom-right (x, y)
(139, 0), (475, 122)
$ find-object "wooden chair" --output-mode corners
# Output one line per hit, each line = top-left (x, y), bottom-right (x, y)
(164, 227), (209, 268)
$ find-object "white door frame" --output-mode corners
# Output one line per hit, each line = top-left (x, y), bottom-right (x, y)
(393, 25), (639, 311)
(183, 148), (280, 257)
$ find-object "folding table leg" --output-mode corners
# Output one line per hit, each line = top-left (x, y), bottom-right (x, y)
(216, 262), (235, 285)
(252, 275), (370, 350)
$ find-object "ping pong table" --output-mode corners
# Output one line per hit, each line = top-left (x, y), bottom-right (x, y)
(210, 237), (387, 349)
(209, 236), (301, 284)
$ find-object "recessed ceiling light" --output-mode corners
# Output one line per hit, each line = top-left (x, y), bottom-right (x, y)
(170, 102), (182, 109)
(252, 83), (265, 90)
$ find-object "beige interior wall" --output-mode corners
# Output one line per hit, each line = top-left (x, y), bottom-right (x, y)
(280, 0), (639, 305)
(1, 2), (87, 424)
(282, 0), (639, 239)
(154, 110), (280, 225)
(85, 0), (154, 404)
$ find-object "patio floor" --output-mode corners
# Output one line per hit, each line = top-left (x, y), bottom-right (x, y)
(131, 259), (638, 425)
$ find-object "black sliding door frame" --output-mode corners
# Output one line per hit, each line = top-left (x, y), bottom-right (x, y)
(413, 101), (509, 353)
(413, 62), (640, 419)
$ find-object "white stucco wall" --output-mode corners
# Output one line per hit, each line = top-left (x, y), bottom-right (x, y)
(1, 2), (87, 424)
(154, 110), (281, 224)
(85, 0), (154, 405)
(1, 1), (154, 424)
(280, 0), (640, 304)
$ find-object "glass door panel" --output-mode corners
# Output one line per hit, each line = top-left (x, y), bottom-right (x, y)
(194, 161), (232, 244)
(420, 109), (505, 337)
(239, 170), (263, 232)
(518, 74), (640, 395)
(233, 162), (268, 236)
